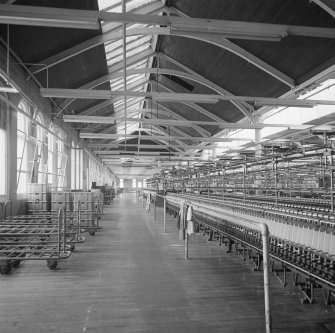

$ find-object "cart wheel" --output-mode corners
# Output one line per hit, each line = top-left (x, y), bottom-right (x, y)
(0, 261), (11, 275)
(10, 260), (21, 268)
(89, 230), (96, 236)
(47, 260), (58, 270)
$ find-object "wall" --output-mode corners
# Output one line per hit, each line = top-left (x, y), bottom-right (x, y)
(0, 43), (117, 216)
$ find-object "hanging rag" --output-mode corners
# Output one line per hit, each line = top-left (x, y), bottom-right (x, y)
(177, 201), (190, 240)
(186, 206), (194, 235)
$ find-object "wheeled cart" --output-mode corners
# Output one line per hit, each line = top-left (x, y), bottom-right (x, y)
(0, 207), (72, 274)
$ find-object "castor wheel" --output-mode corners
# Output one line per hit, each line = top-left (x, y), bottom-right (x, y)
(0, 261), (11, 275)
(46, 259), (58, 270)
(89, 230), (96, 236)
(69, 244), (75, 252)
(10, 260), (21, 268)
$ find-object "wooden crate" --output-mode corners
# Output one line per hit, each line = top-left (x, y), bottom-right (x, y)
(27, 184), (51, 212)
(51, 192), (73, 212)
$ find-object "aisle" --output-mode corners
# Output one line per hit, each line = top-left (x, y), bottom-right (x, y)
(0, 193), (333, 333)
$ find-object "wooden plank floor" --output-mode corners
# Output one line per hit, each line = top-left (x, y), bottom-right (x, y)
(0, 193), (335, 332)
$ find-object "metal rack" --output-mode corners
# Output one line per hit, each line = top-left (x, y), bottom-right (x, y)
(158, 145), (335, 209)
(72, 192), (102, 236)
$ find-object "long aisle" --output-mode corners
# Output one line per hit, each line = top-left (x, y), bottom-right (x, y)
(0, 193), (334, 332)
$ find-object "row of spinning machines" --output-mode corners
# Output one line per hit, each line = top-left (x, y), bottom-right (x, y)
(0, 190), (106, 274)
(164, 191), (335, 306)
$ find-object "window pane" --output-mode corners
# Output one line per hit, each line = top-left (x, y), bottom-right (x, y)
(71, 147), (76, 189)
(17, 104), (29, 193)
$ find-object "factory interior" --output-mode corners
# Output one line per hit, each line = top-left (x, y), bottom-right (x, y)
(1, 0), (335, 332)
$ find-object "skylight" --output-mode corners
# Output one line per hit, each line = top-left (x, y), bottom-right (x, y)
(97, 0), (164, 137)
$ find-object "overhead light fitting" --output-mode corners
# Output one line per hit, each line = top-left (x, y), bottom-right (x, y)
(170, 27), (283, 42)
(0, 86), (18, 93)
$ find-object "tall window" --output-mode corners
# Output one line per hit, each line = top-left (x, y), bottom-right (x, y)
(71, 144), (83, 190)
(47, 125), (54, 185)
(76, 147), (83, 189)
(57, 133), (67, 190)
(71, 142), (76, 189)
(36, 119), (47, 184)
(0, 129), (6, 195)
(132, 179), (136, 188)
(17, 101), (29, 193)
(119, 179), (124, 188)
(31, 115), (45, 184)
(0, 99), (6, 196)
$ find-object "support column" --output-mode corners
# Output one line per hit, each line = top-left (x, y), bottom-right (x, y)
(255, 127), (262, 159)
(326, 146), (335, 212)
(273, 157), (278, 206)
(254, 124), (262, 196)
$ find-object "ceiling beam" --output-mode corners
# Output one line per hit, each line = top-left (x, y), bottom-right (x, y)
(102, 1), (165, 33)
(31, 2), (165, 74)
(153, 80), (242, 131)
(55, 50), (154, 114)
(56, 72), (149, 116)
(0, 4), (100, 30)
(169, 7), (295, 88)
(255, 65), (335, 119)
(129, 104), (211, 137)
(139, 126), (198, 146)
(58, 66), (253, 116)
(147, 82), (211, 137)
(108, 47), (155, 74)
(42, 88), (335, 107)
(80, 133), (252, 142)
(77, 100), (114, 116)
(93, 135), (185, 153)
(102, 155), (203, 164)
(30, 25), (294, 89)
(160, 53), (254, 120)
(2, 5), (330, 87)
(97, 151), (201, 156)
(152, 77), (244, 131)
(90, 144), (215, 149)
(2, 5), (335, 39)
(102, 156), (203, 161)
(63, 114), (312, 130)
(311, 0), (335, 19)
(92, 126), (191, 150)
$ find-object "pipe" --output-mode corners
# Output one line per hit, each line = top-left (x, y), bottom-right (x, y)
(122, 0), (127, 146)
(185, 233), (188, 259)
(4, 200), (12, 219)
(63, 207), (67, 254)
(163, 196), (166, 233)
(259, 222), (272, 333)
(154, 194), (156, 220)
(58, 207), (62, 255)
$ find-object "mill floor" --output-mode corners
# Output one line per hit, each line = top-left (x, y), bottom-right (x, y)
(0, 192), (334, 333)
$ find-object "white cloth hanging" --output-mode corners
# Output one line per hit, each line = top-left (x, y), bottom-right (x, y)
(186, 206), (194, 235)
